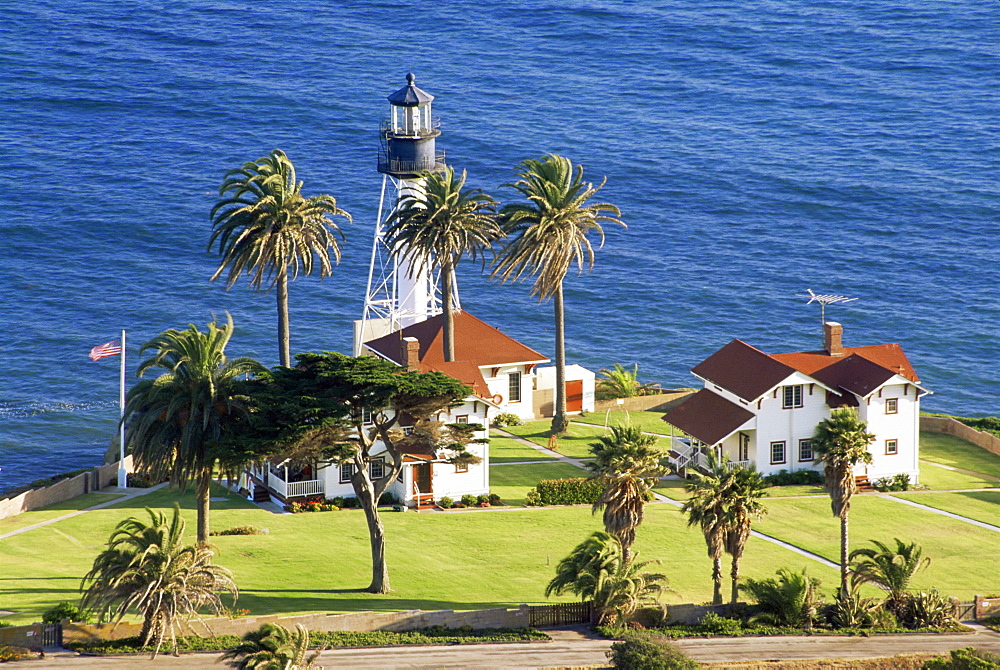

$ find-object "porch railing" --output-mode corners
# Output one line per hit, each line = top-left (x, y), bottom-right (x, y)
(266, 471), (323, 499)
(725, 460), (751, 471)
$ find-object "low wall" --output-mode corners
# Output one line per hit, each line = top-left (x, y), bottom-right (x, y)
(921, 417), (1000, 457)
(0, 456), (133, 521)
(976, 594), (1000, 620)
(0, 624), (44, 652)
(593, 391), (694, 415)
(63, 605), (531, 644)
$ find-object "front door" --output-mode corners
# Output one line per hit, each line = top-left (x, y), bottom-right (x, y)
(566, 379), (584, 413)
(415, 463), (432, 495)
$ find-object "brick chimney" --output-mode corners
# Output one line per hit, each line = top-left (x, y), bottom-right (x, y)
(403, 336), (421, 370)
(824, 322), (844, 356)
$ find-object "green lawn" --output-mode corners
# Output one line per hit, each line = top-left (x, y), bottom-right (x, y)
(753, 495), (1000, 600)
(893, 490), (1000, 528)
(501, 421), (611, 459)
(920, 431), (1000, 479)
(0, 493), (124, 535)
(489, 462), (590, 506)
(764, 485), (827, 498)
(574, 410), (677, 436)
(918, 462), (1000, 491)
(488, 435), (557, 463)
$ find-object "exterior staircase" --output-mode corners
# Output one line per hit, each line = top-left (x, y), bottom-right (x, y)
(855, 475), (875, 492)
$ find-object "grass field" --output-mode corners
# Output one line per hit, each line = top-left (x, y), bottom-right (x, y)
(918, 463), (1000, 490)
(488, 435), (557, 463)
(920, 432), (1000, 479)
(501, 421), (609, 459)
(893, 490), (1000, 528)
(0, 492), (124, 535)
(489, 462), (590, 505)
(753, 495), (1000, 599)
(574, 409), (677, 435)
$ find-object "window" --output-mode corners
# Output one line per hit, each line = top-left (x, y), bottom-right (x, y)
(770, 441), (786, 464)
(369, 458), (386, 480)
(885, 439), (898, 455)
(799, 439), (813, 462)
(885, 398), (898, 414)
(455, 415), (469, 424)
(738, 433), (750, 462)
(782, 385), (803, 409)
(508, 371), (522, 402)
(340, 462), (354, 483)
(455, 461), (469, 473)
(361, 407), (373, 424)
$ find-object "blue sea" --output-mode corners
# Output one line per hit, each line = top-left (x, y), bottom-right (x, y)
(1, 1), (998, 493)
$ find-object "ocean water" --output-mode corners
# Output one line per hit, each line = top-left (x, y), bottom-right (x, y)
(1, 1), (997, 493)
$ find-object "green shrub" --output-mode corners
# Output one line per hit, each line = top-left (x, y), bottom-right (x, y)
(923, 646), (1000, 669)
(534, 477), (605, 505)
(874, 473), (911, 492)
(340, 496), (361, 509)
(210, 526), (265, 536)
(763, 469), (824, 487)
(438, 496), (454, 509)
(606, 633), (699, 669)
(904, 590), (957, 629)
(0, 621), (12, 628)
(492, 412), (522, 428)
(488, 493), (502, 506)
(378, 491), (400, 506)
(525, 488), (543, 506)
(697, 611), (742, 635)
(42, 601), (90, 624)
(476, 494), (490, 504)
(460, 494), (478, 506)
(126, 472), (161, 488)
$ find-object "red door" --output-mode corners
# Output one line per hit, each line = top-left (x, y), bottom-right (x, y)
(566, 379), (584, 413)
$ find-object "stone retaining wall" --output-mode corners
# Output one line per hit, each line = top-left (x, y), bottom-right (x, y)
(62, 605), (531, 644)
(0, 624), (44, 652)
(593, 391), (694, 415)
(920, 416), (1000, 457)
(0, 456), (132, 521)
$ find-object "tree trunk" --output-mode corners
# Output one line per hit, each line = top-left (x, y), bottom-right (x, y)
(712, 556), (724, 605)
(550, 282), (569, 434)
(356, 482), (390, 593)
(442, 260), (455, 363)
(276, 272), (291, 368)
(839, 511), (850, 600)
(196, 469), (212, 545)
(730, 555), (741, 606)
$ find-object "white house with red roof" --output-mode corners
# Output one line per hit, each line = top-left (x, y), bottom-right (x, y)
(663, 322), (930, 484)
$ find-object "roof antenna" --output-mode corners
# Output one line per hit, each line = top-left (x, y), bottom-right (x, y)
(796, 289), (858, 329)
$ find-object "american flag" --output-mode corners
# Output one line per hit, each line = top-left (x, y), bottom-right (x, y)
(89, 339), (122, 361)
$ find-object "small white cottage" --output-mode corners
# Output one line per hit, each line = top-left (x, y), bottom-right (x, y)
(663, 322), (929, 484)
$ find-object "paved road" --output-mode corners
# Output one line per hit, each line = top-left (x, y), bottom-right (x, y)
(8, 624), (1000, 669)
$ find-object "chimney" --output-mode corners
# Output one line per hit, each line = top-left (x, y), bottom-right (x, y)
(403, 337), (421, 370)
(824, 322), (844, 356)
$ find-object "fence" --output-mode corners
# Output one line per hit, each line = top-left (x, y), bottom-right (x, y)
(527, 602), (593, 627)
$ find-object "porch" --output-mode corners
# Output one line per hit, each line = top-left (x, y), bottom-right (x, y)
(251, 461), (323, 502)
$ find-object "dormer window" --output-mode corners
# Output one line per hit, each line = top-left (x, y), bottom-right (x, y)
(782, 385), (803, 409)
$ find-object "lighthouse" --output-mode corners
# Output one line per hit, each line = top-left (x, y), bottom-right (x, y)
(356, 73), (452, 354)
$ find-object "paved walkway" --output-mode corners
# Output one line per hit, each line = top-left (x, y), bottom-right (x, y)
(0, 483), (169, 541)
(8, 624), (1000, 668)
(881, 493), (1000, 532)
(921, 458), (1000, 482)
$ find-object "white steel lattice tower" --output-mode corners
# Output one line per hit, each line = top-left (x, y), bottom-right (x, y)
(355, 73), (456, 354)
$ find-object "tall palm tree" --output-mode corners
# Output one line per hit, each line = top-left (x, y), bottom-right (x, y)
(80, 505), (237, 658)
(492, 154), (625, 434)
(586, 424), (667, 563)
(850, 537), (930, 616)
(383, 166), (499, 362)
(124, 314), (264, 543)
(219, 622), (323, 670)
(209, 149), (351, 367)
(812, 407), (875, 599)
(546, 531), (666, 626)
(722, 465), (769, 606)
(681, 450), (729, 605)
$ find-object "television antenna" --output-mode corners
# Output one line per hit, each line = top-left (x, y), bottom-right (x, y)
(796, 289), (858, 327)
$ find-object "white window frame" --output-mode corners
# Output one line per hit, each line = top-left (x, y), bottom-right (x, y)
(369, 457), (386, 480)
(770, 441), (786, 464)
(508, 371), (522, 403)
(885, 398), (898, 414)
(885, 439), (898, 455)
(798, 439), (813, 462)
(782, 385), (803, 409)
(340, 462), (355, 483)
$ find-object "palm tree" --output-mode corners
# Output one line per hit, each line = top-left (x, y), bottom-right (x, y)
(80, 505), (237, 658)
(219, 622), (323, 669)
(546, 531), (666, 626)
(124, 314), (264, 543)
(850, 537), (930, 616)
(681, 450), (729, 605)
(812, 407), (875, 599)
(383, 166), (499, 362)
(740, 567), (822, 629)
(596, 363), (659, 400)
(209, 149), (351, 367)
(586, 424), (667, 563)
(722, 465), (769, 606)
(492, 154), (625, 434)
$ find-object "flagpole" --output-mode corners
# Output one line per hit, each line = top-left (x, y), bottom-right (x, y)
(118, 328), (128, 488)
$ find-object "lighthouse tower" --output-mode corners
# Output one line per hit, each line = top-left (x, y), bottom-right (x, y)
(355, 73), (453, 354)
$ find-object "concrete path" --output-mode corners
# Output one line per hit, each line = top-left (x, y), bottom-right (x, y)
(8, 624), (1000, 668)
(881, 493), (1000, 533)
(492, 427), (592, 470)
(0, 483), (170, 541)
(921, 459), (1000, 482)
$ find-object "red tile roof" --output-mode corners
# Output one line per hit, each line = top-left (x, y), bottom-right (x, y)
(692, 340), (798, 402)
(364, 311), (549, 399)
(663, 389), (755, 445)
(771, 343), (920, 384)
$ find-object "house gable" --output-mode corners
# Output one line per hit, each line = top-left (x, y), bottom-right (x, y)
(664, 389), (755, 445)
(692, 339), (799, 402)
